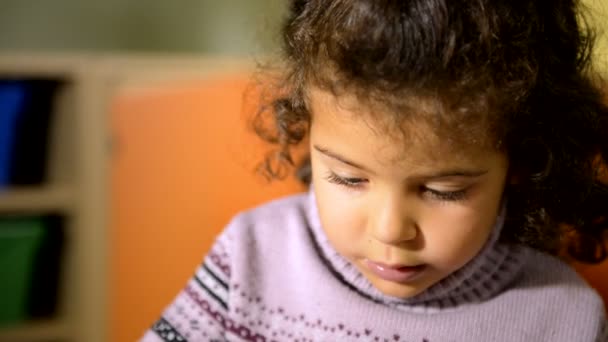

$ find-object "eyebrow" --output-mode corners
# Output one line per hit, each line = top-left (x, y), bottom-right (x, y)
(313, 145), (488, 179)
(314, 145), (372, 172)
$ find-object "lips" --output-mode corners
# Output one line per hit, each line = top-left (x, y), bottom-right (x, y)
(364, 260), (426, 283)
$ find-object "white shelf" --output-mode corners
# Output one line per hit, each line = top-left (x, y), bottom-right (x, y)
(0, 319), (71, 341)
(0, 186), (74, 213)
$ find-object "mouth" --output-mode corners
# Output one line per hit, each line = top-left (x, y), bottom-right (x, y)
(363, 260), (427, 283)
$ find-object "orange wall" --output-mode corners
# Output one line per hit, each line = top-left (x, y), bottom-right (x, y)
(109, 75), (303, 342)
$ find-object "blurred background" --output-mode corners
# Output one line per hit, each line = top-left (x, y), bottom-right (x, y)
(0, 0), (285, 54)
(0, 1), (605, 342)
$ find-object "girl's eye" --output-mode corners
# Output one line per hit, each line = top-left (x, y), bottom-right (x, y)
(422, 186), (468, 202)
(325, 172), (367, 188)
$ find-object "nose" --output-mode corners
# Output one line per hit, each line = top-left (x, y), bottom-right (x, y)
(370, 193), (417, 245)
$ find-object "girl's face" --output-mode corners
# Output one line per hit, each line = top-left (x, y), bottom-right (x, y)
(309, 88), (509, 299)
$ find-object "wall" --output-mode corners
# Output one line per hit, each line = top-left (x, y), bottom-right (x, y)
(0, 0), (286, 55)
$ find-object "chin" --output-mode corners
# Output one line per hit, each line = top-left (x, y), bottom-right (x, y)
(368, 277), (430, 299)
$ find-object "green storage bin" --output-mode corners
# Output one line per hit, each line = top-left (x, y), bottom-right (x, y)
(0, 217), (44, 325)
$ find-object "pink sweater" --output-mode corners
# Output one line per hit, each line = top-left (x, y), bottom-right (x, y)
(141, 191), (607, 341)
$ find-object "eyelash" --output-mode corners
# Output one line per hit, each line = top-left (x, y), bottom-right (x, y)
(422, 187), (468, 202)
(325, 172), (366, 188)
(324, 171), (468, 202)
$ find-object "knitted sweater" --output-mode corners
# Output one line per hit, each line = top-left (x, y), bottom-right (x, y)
(141, 191), (607, 341)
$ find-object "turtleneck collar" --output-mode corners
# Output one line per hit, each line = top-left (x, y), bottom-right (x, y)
(306, 189), (529, 312)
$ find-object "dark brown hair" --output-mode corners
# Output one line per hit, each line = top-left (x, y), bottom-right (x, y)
(253, 0), (608, 263)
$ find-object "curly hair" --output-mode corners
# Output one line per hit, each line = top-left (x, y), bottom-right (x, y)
(253, 0), (608, 264)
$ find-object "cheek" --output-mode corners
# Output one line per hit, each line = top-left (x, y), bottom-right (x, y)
(421, 207), (496, 270)
(313, 181), (367, 253)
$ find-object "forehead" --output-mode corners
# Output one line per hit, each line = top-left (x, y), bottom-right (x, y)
(308, 87), (499, 169)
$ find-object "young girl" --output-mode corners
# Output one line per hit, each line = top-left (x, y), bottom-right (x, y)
(142, 0), (608, 341)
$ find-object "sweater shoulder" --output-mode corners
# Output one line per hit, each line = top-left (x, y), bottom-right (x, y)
(514, 247), (605, 319)
(221, 192), (313, 243)
(521, 248), (599, 290)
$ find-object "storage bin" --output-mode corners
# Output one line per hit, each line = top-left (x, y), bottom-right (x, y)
(0, 217), (44, 325)
(0, 81), (26, 189)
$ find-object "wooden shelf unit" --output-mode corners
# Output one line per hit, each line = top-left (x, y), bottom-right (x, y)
(0, 53), (110, 342)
